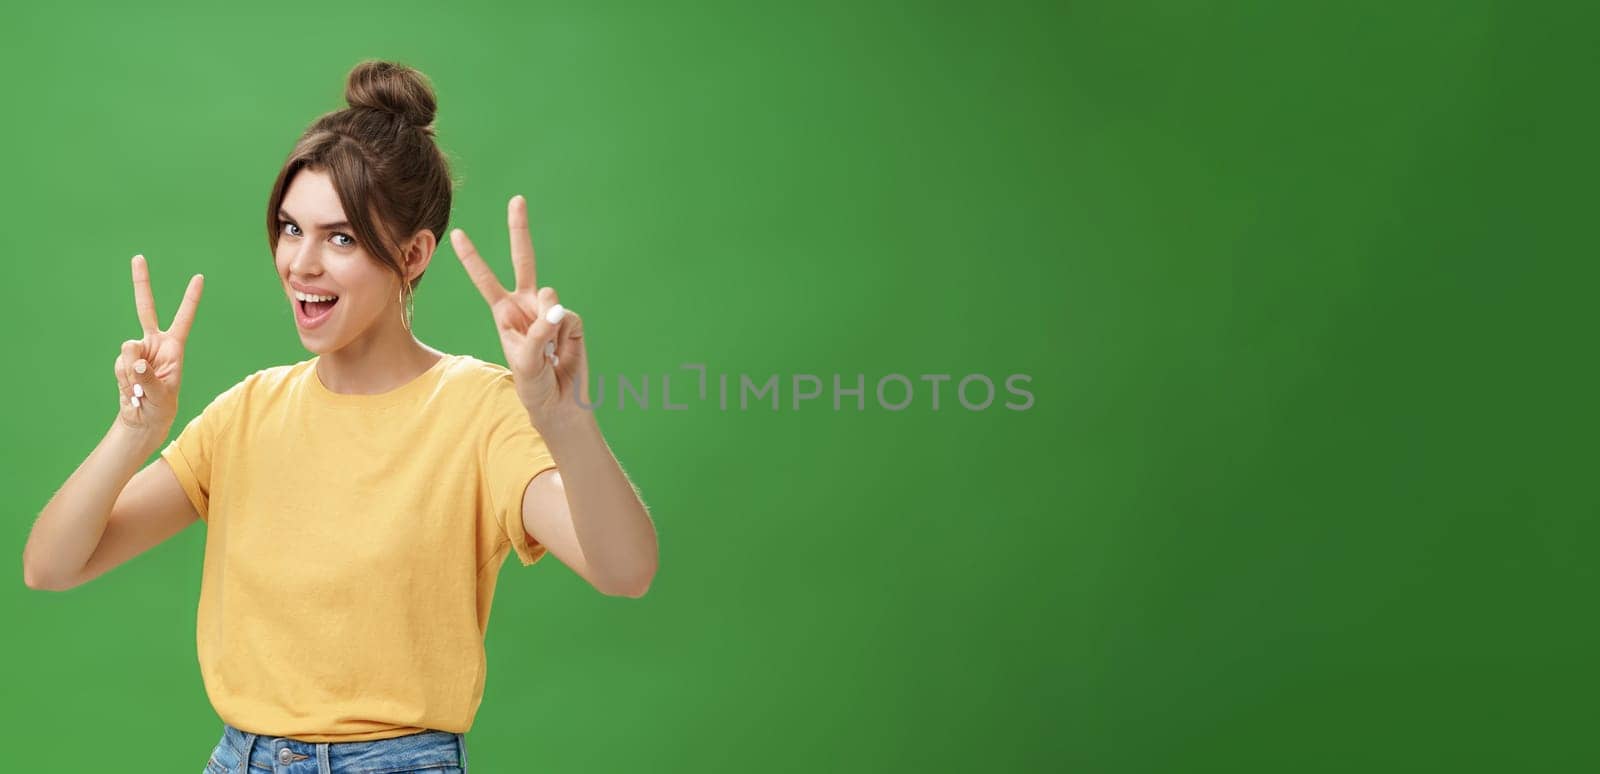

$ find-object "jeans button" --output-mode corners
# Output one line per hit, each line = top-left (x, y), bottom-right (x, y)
(279, 747), (295, 764)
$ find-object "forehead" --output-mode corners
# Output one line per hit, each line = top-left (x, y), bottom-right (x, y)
(280, 168), (345, 219)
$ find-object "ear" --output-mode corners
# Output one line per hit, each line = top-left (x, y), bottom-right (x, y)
(400, 228), (438, 283)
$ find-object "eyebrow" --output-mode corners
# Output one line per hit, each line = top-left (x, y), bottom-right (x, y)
(278, 209), (352, 231)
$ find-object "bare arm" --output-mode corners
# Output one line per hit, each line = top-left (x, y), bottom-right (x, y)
(452, 196), (658, 598)
(522, 414), (657, 598)
(22, 253), (205, 591)
(23, 424), (197, 591)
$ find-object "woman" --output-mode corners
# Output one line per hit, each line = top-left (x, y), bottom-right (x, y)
(22, 60), (659, 773)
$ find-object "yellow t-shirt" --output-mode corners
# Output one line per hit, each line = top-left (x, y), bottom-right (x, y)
(159, 353), (558, 742)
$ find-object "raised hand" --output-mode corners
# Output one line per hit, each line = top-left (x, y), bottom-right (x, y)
(115, 254), (204, 436)
(450, 194), (590, 430)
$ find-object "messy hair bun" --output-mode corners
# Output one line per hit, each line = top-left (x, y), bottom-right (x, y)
(344, 59), (437, 130)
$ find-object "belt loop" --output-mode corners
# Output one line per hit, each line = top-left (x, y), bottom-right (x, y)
(458, 732), (469, 772)
(318, 741), (332, 774)
(224, 724), (243, 758)
(238, 732), (258, 774)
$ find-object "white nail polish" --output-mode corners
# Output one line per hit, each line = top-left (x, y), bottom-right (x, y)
(543, 340), (555, 357)
(545, 304), (566, 325)
(131, 395), (141, 409)
(133, 383), (144, 398)
(551, 355), (560, 368)
(134, 360), (147, 374)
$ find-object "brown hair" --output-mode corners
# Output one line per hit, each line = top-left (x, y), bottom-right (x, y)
(265, 59), (454, 330)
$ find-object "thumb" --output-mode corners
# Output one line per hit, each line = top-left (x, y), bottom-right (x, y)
(553, 307), (583, 357)
(519, 326), (554, 378)
(121, 338), (148, 375)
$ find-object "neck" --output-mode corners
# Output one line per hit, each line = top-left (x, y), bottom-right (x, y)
(315, 315), (443, 395)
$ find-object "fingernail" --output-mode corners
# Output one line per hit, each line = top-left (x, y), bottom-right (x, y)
(134, 360), (147, 374)
(133, 383), (144, 398)
(543, 340), (555, 357)
(545, 304), (566, 325)
(551, 355), (560, 368)
(131, 395), (141, 409)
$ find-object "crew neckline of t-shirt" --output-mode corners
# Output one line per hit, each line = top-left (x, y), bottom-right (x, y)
(306, 353), (456, 406)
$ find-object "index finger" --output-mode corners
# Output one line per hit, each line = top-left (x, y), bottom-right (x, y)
(131, 254), (161, 334)
(167, 274), (205, 342)
(508, 194), (537, 291)
(450, 228), (508, 305)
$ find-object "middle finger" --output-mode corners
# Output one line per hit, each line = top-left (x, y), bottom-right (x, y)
(507, 195), (538, 291)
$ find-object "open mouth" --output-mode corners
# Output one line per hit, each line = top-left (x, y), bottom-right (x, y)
(302, 298), (338, 317)
(295, 292), (340, 327)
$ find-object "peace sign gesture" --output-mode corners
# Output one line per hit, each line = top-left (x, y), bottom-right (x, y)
(450, 195), (589, 430)
(115, 254), (204, 436)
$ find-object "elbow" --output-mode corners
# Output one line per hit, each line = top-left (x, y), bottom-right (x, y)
(607, 578), (652, 599)
(22, 548), (78, 592)
(597, 560), (657, 599)
(23, 563), (70, 592)
(604, 584), (651, 599)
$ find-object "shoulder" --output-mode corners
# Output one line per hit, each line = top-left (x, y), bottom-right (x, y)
(443, 353), (512, 379)
(225, 359), (309, 399)
(438, 355), (533, 430)
(198, 360), (311, 418)
(248, 361), (307, 389)
(178, 361), (302, 439)
(440, 354), (519, 395)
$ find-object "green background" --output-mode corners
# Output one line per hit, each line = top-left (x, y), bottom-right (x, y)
(3, 0), (1593, 771)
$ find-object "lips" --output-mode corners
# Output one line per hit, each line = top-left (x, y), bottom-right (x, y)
(290, 280), (340, 296)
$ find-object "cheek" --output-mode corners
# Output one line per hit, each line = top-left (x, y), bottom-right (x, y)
(345, 262), (398, 297)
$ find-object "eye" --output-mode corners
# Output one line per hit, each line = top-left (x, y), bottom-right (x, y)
(280, 221), (356, 248)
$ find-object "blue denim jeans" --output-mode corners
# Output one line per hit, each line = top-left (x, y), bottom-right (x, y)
(203, 722), (468, 773)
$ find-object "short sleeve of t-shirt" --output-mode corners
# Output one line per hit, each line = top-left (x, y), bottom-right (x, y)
(160, 375), (251, 522)
(480, 372), (560, 566)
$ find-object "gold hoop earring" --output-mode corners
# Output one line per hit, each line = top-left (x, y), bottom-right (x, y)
(398, 284), (415, 332)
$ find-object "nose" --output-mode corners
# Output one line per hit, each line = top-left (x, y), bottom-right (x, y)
(287, 237), (323, 278)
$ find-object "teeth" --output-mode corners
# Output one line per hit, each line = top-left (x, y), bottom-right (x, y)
(294, 291), (339, 303)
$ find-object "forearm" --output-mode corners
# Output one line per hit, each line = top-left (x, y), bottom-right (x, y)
(24, 420), (161, 589)
(537, 412), (658, 594)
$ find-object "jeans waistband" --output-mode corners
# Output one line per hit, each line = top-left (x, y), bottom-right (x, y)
(218, 722), (468, 773)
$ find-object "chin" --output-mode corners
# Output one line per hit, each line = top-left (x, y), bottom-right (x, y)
(297, 332), (339, 355)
